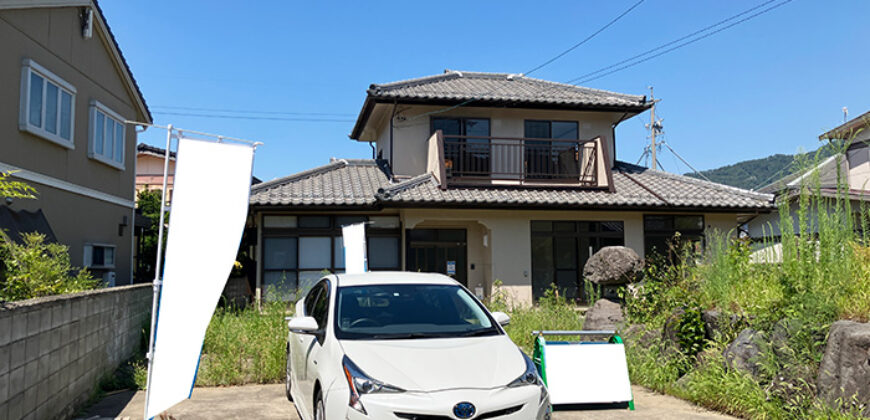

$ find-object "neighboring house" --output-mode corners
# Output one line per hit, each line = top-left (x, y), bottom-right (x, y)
(249, 70), (774, 304)
(747, 111), (870, 239)
(136, 143), (176, 203)
(0, 0), (152, 285)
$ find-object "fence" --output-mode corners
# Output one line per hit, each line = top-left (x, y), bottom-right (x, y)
(0, 284), (151, 419)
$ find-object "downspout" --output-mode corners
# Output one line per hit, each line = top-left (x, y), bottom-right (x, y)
(369, 141), (376, 159)
(389, 100), (398, 181)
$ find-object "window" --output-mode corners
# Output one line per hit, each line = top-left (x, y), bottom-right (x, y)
(524, 120), (580, 179)
(644, 215), (705, 260)
(83, 243), (116, 269)
(89, 101), (126, 169)
(530, 221), (624, 301)
(261, 215), (401, 300)
(19, 59), (76, 148)
(432, 117), (491, 178)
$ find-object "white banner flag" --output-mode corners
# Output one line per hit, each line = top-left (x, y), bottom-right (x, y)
(342, 222), (367, 274)
(144, 138), (254, 419)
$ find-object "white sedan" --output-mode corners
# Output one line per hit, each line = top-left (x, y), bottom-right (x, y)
(285, 272), (551, 420)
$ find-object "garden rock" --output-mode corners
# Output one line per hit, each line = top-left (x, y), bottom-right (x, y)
(582, 246), (644, 286)
(582, 298), (625, 331)
(701, 310), (745, 341)
(662, 307), (686, 350)
(770, 318), (803, 362)
(723, 328), (769, 379)
(622, 324), (660, 349)
(816, 320), (870, 413)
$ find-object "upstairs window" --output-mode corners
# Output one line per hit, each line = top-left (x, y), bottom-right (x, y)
(19, 59), (76, 148)
(89, 101), (126, 169)
(432, 117), (491, 178)
(524, 120), (580, 179)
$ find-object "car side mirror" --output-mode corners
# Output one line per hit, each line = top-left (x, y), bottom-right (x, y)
(288, 316), (320, 334)
(492, 311), (510, 327)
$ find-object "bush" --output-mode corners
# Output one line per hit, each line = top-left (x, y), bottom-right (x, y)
(0, 232), (101, 301)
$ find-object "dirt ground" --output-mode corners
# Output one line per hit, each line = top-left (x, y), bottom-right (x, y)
(78, 384), (735, 420)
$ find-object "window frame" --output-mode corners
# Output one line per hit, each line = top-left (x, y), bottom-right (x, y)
(19, 59), (77, 148)
(88, 100), (126, 170)
(643, 214), (706, 259)
(83, 243), (117, 269)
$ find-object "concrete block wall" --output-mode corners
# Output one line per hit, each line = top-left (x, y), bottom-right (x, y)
(0, 284), (151, 420)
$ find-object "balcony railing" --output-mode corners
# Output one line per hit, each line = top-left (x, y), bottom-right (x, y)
(441, 134), (600, 186)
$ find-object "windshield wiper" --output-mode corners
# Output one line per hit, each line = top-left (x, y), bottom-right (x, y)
(459, 328), (498, 337)
(370, 332), (445, 340)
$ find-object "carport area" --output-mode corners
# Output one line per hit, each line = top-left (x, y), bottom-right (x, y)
(78, 384), (735, 420)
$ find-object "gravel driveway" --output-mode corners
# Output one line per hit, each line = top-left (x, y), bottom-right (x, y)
(79, 384), (735, 420)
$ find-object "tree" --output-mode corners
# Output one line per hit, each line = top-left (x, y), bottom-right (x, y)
(0, 171), (36, 200)
(135, 189), (166, 281)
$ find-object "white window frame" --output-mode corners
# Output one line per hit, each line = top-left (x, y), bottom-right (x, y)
(83, 243), (117, 269)
(19, 59), (77, 148)
(88, 100), (126, 170)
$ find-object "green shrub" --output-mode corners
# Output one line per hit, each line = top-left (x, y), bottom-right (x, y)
(0, 232), (101, 301)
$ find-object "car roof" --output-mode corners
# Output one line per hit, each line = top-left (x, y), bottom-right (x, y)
(332, 271), (459, 287)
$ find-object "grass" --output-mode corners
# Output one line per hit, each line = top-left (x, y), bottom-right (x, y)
(622, 143), (870, 419)
(195, 299), (288, 386)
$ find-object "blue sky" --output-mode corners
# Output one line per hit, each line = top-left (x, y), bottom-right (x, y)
(102, 1), (870, 184)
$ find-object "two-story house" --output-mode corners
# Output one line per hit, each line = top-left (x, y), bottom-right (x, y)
(0, 0), (152, 285)
(249, 70), (774, 304)
(747, 110), (870, 240)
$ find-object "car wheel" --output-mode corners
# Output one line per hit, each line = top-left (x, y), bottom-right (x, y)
(284, 344), (293, 401)
(314, 391), (325, 420)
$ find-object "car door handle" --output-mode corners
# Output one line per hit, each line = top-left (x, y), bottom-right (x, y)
(313, 360), (317, 365)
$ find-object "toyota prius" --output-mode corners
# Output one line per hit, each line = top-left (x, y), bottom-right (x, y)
(285, 272), (551, 420)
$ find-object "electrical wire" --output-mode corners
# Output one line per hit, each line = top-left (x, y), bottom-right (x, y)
(151, 111), (355, 123)
(523, 0), (645, 76)
(151, 105), (355, 117)
(398, 2), (642, 124)
(570, 0), (792, 85)
(661, 141), (714, 182)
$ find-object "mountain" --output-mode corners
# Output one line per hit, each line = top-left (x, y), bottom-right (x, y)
(684, 146), (837, 190)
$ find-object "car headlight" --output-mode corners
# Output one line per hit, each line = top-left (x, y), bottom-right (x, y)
(508, 352), (543, 388)
(342, 356), (404, 414)
(508, 352), (548, 403)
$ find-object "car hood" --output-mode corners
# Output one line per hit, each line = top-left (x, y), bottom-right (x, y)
(339, 335), (526, 392)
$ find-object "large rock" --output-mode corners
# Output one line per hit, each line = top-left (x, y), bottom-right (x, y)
(622, 323), (661, 349)
(817, 320), (870, 413)
(582, 298), (625, 331)
(701, 310), (746, 341)
(583, 246), (644, 286)
(723, 328), (769, 379)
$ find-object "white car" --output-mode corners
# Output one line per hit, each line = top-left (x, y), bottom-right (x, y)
(285, 272), (551, 420)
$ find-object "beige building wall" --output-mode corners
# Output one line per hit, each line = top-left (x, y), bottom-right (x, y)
(370, 105), (625, 177)
(0, 7), (148, 284)
(402, 208), (741, 306)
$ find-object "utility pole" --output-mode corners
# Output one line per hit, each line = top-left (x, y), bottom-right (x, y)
(646, 87), (663, 170)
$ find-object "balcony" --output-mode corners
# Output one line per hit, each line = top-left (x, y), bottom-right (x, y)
(426, 131), (608, 189)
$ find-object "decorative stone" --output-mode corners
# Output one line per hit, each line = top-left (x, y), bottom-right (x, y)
(723, 328), (769, 379)
(582, 246), (644, 286)
(582, 298), (625, 331)
(816, 320), (870, 413)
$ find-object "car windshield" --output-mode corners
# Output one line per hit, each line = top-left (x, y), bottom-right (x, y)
(334, 284), (500, 340)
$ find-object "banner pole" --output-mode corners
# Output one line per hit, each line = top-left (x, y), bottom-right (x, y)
(143, 124), (174, 420)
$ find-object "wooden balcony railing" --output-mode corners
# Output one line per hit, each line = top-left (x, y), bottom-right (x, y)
(440, 134), (600, 186)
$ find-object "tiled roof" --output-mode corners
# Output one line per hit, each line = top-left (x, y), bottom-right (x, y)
(250, 159), (390, 207)
(378, 162), (774, 210)
(368, 70), (649, 110)
(251, 159), (774, 211)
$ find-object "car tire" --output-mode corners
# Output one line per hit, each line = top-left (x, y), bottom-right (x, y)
(314, 391), (325, 420)
(284, 344), (293, 402)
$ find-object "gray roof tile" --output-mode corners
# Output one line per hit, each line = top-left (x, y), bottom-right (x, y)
(252, 159), (774, 211)
(368, 70), (649, 109)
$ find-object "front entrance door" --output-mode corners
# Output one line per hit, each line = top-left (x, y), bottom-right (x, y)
(406, 229), (468, 286)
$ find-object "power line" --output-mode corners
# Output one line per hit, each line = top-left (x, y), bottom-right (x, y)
(152, 111), (355, 123)
(661, 141), (714, 182)
(523, 0), (645, 76)
(399, 2), (641, 124)
(151, 105), (355, 117)
(571, 0), (792, 85)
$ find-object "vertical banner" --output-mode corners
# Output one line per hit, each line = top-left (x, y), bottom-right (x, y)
(144, 138), (254, 419)
(342, 222), (367, 274)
